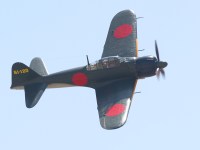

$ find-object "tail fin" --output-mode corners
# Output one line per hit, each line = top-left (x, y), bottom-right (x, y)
(11, 62), (41, 89)
(11, 57), (48, 108)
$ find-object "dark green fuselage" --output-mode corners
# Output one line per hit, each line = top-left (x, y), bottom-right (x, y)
(41, 56), (157, 89)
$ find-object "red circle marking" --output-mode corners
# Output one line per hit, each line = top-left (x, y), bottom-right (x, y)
(113, 24), (133, 39)
(72, 72), (88, 86)
(105, 104), (125, 117)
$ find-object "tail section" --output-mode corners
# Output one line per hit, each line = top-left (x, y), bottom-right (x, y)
(30, 57), (48, 76)
(25, 83), (47, 108)
(11, 57), (48, 108)
(11, 62), (41, 89)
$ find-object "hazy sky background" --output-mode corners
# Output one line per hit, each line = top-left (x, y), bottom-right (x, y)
(0, 0), (200, 149)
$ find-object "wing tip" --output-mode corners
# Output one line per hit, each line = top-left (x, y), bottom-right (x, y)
(114, 9), (135, 18)
(100, 117), (127, 130)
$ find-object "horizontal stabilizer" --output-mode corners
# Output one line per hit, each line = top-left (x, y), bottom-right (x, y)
(25, 83), (47, 108)
(30, 57), (48, 76)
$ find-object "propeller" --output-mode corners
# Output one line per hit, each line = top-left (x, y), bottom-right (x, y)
(155, 40), (168, 79)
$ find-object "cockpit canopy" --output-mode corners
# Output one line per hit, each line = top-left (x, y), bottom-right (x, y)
(86, 56), (134, 71)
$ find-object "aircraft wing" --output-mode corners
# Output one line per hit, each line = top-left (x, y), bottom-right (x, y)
(95, 78), (137, 129)
(102, 10), (138, 58)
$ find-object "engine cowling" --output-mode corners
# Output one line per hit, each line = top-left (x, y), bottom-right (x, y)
(136, 56), (157, 79)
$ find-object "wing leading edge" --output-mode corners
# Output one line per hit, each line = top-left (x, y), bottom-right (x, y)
(102, 10), (138, 58)
(95, 78), (137, 129)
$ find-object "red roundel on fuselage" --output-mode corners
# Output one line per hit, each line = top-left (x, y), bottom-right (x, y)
(105, 104), (125, 117)
(72, 72), (88, 86)
(113, 24), (133, 39)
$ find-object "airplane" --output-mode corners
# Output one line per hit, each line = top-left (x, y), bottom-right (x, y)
(11, 10), (168, 130)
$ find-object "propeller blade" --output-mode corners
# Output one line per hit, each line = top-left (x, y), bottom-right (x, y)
(156, 69), (160, 79)
(154, 40), (167, 80)
(160, 69), (165, 78)
(155, 40), (160, 62)
(156, 69), (165, 79)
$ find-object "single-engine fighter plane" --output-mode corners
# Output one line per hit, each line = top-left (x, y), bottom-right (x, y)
(11, 10), (167, 130)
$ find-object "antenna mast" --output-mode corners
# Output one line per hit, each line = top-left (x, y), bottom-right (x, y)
(86, 55), (90, 66)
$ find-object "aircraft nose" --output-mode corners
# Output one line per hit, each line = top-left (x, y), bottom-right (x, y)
(157, 61), (168, 69)
(162, 61), (168, 68)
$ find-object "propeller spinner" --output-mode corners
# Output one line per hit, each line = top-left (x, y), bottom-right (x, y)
(155, 41), (168, 79)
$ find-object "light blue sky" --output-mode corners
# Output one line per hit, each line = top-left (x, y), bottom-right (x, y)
(1, 0), (200, 149)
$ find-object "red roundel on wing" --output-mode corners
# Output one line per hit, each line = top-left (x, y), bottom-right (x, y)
(113, 24), (133, 39)
(72, 73), (88, 86)
(105, 104), (125, 117)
